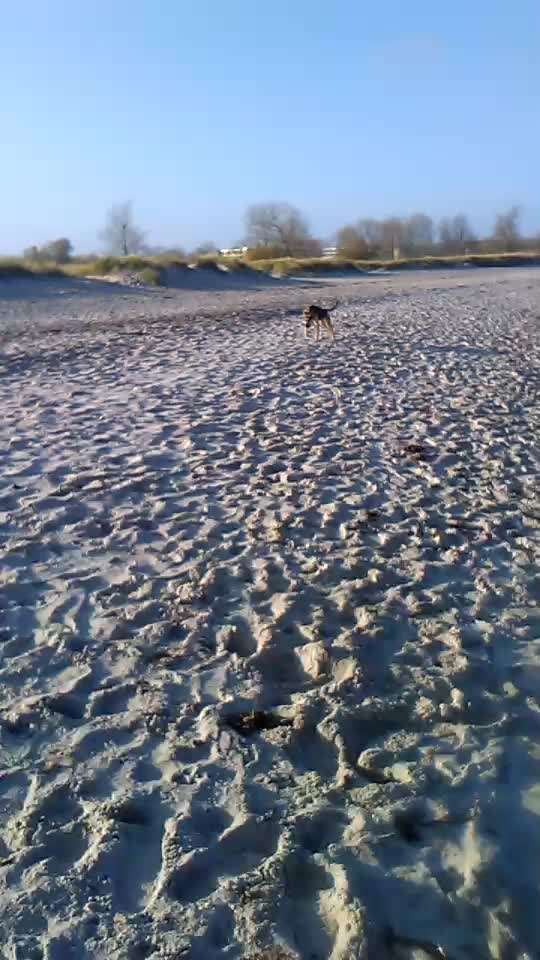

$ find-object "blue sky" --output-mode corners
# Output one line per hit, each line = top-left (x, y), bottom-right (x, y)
(2, 0), (539, 253)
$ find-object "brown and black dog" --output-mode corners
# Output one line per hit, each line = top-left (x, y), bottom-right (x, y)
(303, 301), (338, 342)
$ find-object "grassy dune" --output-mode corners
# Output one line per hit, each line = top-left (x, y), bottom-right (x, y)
(1, 250), (539, 283)
(249, 251), (540, 276)
(0, 254), (247, 281)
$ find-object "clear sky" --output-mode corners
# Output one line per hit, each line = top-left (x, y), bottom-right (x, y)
(2, 0), (539, 254)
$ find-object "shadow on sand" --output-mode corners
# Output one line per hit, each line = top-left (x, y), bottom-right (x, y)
(0, 266), (339, 304)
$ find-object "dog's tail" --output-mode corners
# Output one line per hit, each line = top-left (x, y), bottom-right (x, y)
(326, 299), (340, 312)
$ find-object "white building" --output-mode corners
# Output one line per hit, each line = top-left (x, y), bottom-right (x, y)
(219, 246), (248, 257)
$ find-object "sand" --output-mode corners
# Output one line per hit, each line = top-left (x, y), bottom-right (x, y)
(1, 266), (540, 959)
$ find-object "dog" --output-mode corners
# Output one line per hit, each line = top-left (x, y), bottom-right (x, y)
(303, 301), (338, 342)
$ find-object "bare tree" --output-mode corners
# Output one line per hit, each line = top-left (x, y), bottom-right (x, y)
(355, 216), (434, 258)
(402, 214), (434, 255)
(438, 214), (476, 254)
(357, 219), (383, 254)
(100, 202), (145, 256)
(336, 225), (369, 259)
(23, 238), (73, 263)
(381, 218), (404, 259)
(453, 214), (476, 248)
(42, 238), (72, 263)
(438, 219), (453, 252)
(492, 206), (521, 252)
(245, 203), (321, 257)
(23, 245), (42, 261)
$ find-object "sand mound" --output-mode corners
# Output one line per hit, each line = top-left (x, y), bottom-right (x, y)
(163, 263), (287, 291)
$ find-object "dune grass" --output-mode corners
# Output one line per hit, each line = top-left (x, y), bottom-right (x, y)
(67, 255), (176, 277)
(248, 251), (540, 277)
(68, 253), (248, 276)
(0, 257), (65, 278)
(1, 250), (539, 284)
(139, 266), (162, 286)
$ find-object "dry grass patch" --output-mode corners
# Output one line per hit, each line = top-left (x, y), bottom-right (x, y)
(1, 249), (539, 285)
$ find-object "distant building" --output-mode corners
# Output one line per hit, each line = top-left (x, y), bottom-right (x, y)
(219, 246), (248, 257)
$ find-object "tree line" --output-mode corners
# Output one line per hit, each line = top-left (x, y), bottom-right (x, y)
(243, 203), (527, 260)
(22, 201), (532, 263)
(334, 207), (524, 260)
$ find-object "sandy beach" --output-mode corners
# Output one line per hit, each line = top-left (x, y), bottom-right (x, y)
(1, 265), (540, 959)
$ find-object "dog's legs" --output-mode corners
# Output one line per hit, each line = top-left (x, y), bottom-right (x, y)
(324, 319), (335, 341)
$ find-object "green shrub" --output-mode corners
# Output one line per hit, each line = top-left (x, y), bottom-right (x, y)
(89, 256), (117, 274)
(0, 257), (63, 278)
(245, 243), (288, 261)
(0, 258), (33, 277)
(80, 255), (155, 275)
(139, 267), (162, 286)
